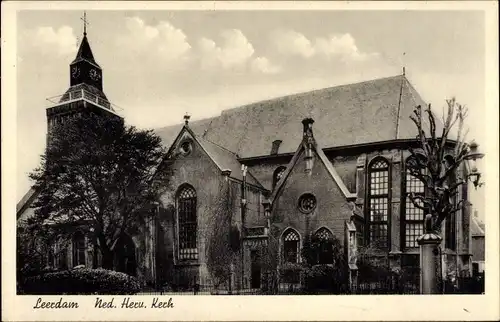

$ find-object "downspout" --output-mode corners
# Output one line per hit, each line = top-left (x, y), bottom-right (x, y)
(241, 165), (248, 289)
(221, 169), (233, 293)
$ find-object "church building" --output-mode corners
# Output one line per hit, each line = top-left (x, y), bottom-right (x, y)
(17, 27), (476, 291)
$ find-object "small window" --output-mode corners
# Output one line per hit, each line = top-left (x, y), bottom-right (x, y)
(179, 140), (193, 155)
(298, 193), (317, 213)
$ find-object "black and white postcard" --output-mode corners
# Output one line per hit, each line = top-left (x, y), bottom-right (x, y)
(2, 1), (499, 321)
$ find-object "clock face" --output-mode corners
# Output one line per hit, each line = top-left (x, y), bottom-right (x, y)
(89, 69), (101, 81)
(71, 66), (80, 78)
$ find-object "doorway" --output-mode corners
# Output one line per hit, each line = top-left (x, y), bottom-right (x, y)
(250, 250), (261, 289)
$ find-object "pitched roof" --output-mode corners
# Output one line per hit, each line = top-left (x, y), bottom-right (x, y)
(156, 117), (216, 151)
(155, 75), (436, 158)
(71, 34), (100, 68)
(166, 125), (263, 188)
(16, 187), (38, 219)
(196, 136), (262, 187)
(471, 216), (485, 237)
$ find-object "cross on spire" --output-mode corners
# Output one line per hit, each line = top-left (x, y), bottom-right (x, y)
(81, 11), (89, 36)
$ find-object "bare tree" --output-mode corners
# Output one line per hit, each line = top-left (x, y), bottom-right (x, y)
(407, 98), (479, 231)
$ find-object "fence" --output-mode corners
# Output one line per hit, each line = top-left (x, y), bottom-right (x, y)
(141, 265), (426, 295)
(442, 275), (484, 294)
(353, 269), (420, 295)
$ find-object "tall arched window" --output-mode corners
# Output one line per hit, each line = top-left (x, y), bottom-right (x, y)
(314, 227), (334, 264)
(368, 158), (390, 247)
(72, 231), (86, 266)
(282, 228), (300, 263)
(177, 185), (198, 261)
(272, 166), (286, 189)
(403, 157), (425, 248)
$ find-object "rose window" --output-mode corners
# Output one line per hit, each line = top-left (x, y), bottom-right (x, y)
(298, 193), (317, 213)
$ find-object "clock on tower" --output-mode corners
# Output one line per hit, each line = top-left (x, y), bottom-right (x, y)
(69, 33), (103, 91)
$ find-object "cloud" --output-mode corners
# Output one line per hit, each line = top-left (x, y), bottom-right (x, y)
(271, 30), (378, 62)
(314, 33), (379, 61)
(198, 29), (255, 70)
(272, 30), (315, 58)
(29, 26), (77, 56)
(251, 57), (281, 74)
(121, 17), (191, 61)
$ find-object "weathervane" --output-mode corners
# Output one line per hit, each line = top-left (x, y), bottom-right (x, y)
(81, 11), (89, 36)
(402, 52), (406, 76)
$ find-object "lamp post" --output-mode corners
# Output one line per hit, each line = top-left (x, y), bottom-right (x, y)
(464, 140), (485, 189)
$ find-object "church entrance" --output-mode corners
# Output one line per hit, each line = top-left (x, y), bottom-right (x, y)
(250, 250), (261, 289)
(114, 235), (137, 277)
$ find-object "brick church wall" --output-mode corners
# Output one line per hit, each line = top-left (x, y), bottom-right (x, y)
(157, 131), (225, 287)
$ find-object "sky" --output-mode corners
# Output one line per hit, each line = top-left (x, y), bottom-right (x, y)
(16, 10), (486, 217)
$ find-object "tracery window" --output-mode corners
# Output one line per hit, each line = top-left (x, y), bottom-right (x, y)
(298, 193), (317, 213)
(403, 157), (425, 248)
(177, 185), (198, 261)
(368, 158), (390, 247)
(283, 229), (300, 263)
(272, 166), (286, 189)
(72, 231), (86, 267)
(314, 227), (334, 264)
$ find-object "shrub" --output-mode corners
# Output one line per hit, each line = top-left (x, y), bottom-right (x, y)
(303, 265), (348, 294)
(279, 263), (303, 284)
(22, 268), (141, 295)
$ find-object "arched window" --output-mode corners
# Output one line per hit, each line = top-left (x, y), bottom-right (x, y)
(55, 241), (68, 269)
(177, 185), (198, 261)
(314, 227), (334, 264)
(283, 229), (300, 263)
(368, 158), (390, 247)
(115, 234), (137, 276)
(403, 157), (425, 248)
(272, 166), (286, 190)
(72, 231), (86, 267)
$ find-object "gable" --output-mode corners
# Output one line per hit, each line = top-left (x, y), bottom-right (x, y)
(167, 126), (263, 189)
(270, 140), (355, 207)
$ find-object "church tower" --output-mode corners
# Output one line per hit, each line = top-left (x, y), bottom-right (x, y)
(46, 13), (122, 139)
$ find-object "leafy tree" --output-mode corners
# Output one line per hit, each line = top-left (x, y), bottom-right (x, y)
(407, 99), (481, 231)
(28, 113), (169, 269)
(205, 180), (240, 292)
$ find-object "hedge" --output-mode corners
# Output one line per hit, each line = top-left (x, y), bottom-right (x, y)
(22, 268), (141, 295)
(303, 265), (348, 294)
